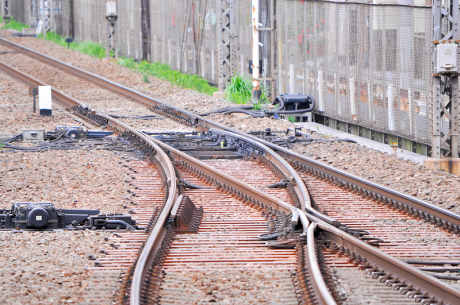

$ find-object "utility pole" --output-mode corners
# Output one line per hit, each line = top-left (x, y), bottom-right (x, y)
(41, 0), (53, 34)
(105, 1), (118, 59)
(251, 0), (261, 103)
(424, 0), (460, 174)
(251, 0), (275, 103)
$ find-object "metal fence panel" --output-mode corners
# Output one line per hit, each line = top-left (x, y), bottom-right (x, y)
(5, 0), (438, 147)
(277, 0), (432, 145)
(149, 0), (275, 95)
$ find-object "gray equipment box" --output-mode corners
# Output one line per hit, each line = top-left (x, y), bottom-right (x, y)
(22, 129), (45, 144)
(106, 2), (117, 16)
(437, 43), (458, 73)
(22, 28), (37, 36)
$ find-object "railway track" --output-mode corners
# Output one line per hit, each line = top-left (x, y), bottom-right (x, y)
(1, 37), (460, 304)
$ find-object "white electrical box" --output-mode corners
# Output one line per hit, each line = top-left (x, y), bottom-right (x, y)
(39, 86), (52, 116)
(437, 43), (458, 73)
(106, 2), (117, 17)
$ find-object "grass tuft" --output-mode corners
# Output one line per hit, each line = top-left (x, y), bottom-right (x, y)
(116, 59), (217, 96)
(225, 74), (271, 109)
(1, 16), (29, 31)
(38, 31), (108, 59)
(225, 74), (252, 104)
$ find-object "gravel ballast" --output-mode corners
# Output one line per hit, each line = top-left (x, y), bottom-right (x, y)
(0, 150), (131, 213)
(1, 31), (458, 213)
(161, 270), (298, 304)
(291, 140), (460, 214)
(0, 70), (89, 136)
(0, 230), (109, 305)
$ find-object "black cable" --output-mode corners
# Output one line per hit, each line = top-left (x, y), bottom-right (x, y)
(199, 105), (253, 116)
(109, 114), (164, 120)
(221, 109), (267, 117)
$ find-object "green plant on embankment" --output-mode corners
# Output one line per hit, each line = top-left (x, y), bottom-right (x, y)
(225, 74), (270, 110)
(117, 58), (217, 96)
(38, 31), (216, 95)
(225, 74), (252, 104)
(1, 16), (29, 31)
(38, 31), (112, 59)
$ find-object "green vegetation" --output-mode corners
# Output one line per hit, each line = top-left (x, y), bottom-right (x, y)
(288, 116), (296, 123)
(1, 16), (29, 31)
(38, 31), (110, 59)
(38, 31), (216, 95)
(0, 142), (5, 150)
(225, 74), (270, 110)
(118, 58), (217, 96)
(225, 74), (252, 104)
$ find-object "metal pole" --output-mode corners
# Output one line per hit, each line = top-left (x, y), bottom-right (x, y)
(252, 0), (261, 103)
(270, 0), (274, 100)
(426, 0), (460, 173)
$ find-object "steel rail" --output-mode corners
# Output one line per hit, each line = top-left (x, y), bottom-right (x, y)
(0, 60), (325, 304)
(146, 133), (301, 222)
(1, 37), (458, 233)
(306, 222), (337, 305)
(3, 39), (460, 303)
(209, 128), (311, 210)
(0, 60), (179, 305)
(305, 212), (460, 305)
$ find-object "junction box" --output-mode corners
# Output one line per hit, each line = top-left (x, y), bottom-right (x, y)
(22, 129), (45, 144)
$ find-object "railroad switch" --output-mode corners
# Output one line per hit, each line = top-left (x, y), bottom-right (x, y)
(0, 202), (139, 231)
(150, 131), (244, 160)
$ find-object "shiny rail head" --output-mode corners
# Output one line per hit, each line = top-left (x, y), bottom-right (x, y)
(307, 212), (460, 305)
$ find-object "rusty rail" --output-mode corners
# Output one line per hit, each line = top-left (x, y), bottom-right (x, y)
(0, 60), (321, 304)
(305, 212), (460, 305)
(3, 38), (460, 304)
(1, 37), (458, 235)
